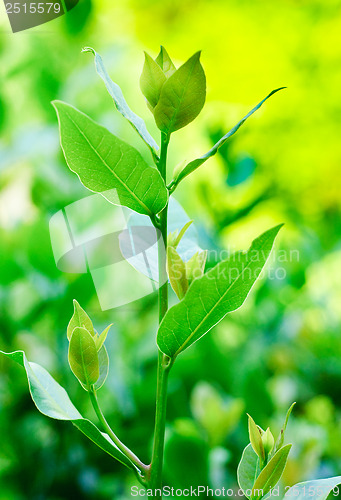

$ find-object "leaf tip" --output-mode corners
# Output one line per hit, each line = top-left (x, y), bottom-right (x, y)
(183, 50), (202, 66)
(143, 50), (152, 61)
(187, 51), (202, 65)
(270, 87), (287, 97)
(104, 323), (114, 336)
(82, 47), (95, 55)
(274, 222), (285, 234)
(264, 223), (284, 241)
(51, 99), (65, 113)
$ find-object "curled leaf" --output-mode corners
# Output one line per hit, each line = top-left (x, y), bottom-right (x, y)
(82, 47), (159, 155)
(274, 402), (296, 453)
(167, 246), (188, 300)
(248, 414), (265, 462)
(170, 88), (285, 191)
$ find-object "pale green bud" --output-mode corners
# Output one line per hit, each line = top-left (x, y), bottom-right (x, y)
(262, 427), (275, 455)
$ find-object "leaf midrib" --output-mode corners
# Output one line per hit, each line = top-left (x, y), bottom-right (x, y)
(65, 110), (153, 216)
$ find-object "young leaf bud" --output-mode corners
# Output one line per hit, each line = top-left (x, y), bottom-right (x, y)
(185, 250), (207, 285)
(262, 427), (275, 456)
(248, 414), (265, 462)
(167, 246), (188, 300)
(154, 51), (206, 133)
(67, 300), (95, 340)
(140, 47), (177, 112)
(155, 46), (176, 77)
(140, 52), (166, 110)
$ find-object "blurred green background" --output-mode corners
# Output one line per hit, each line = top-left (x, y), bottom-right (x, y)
(1, 0), (341, 498)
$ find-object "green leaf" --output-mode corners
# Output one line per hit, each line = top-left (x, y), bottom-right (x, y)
(167, 246), (188, 300)
(68, 327), (100, 388)
(155, 46), (176, 77)
(251, 444), (292, 500)
(283, 476), (341, 499)
(94, 345), (109, 390)
(67, 299), (95, 341)
(274, 402), (296, 453)
(96, 324), (112, 351)
(140, 52), (167, 109)
(237, 444), (260, 499)
(154, 51), (206, 133)
(157, 225), (282, 358)
(170, 88), (285, 191)
(82, 47), (159, 155)
(248, 414), (265, 461)
(52, 101), (168, 217)
(0, 350), (136, 472)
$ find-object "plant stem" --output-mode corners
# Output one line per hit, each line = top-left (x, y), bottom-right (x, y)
(89, 387), (148, 479)
(158, 208), (168, 322)
(149, 132), (171, 496)
(156, 132), (170, 324)
(150, 351), (171, 492)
